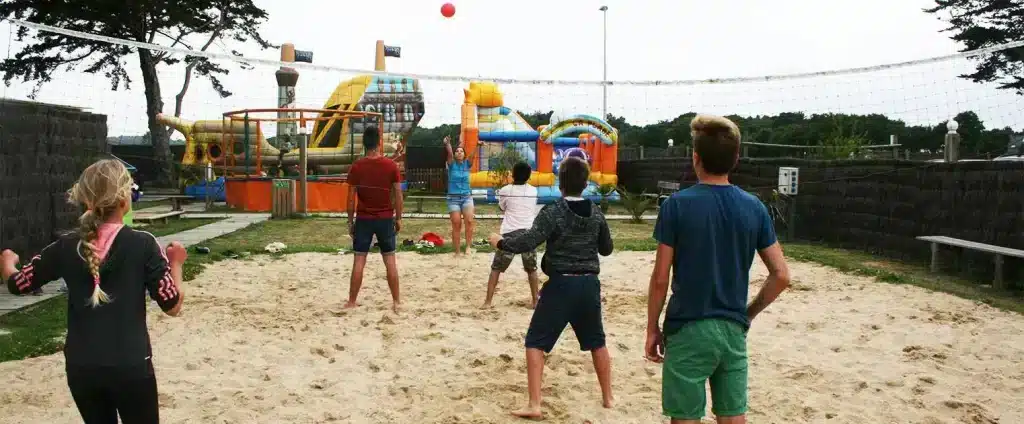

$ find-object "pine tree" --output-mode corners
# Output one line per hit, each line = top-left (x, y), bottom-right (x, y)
(925, 0), (1024, 94)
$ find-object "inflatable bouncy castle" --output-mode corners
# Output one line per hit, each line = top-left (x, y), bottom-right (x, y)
(459, 81), (620, 204)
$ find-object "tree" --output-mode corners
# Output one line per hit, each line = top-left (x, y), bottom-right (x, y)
(925, 0), (1024, 94)
(0, 0), (273, 186)
(952, 110), (987, 156)
(519, 110), (553, 128)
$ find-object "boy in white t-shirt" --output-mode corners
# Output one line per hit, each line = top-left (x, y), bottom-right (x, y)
(482, 161), (540, 309)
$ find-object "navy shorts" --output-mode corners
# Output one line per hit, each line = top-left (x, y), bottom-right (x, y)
(353, 218), (396, 254)
(524, 274), (605, 353)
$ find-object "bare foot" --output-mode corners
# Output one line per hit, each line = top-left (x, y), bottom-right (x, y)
(480, 303), (493, 310)
(602, 396), (614, 409)
(510, 405), (543, 420)
(527, 301), (536, 310)
(392, 303), (402, 314)
(343, 301), (359, 309)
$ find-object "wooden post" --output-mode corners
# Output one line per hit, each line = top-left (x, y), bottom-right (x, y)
(205, 162), (213, 211)
(298, 130), (308, 214)
(639, 146), (645, 160)
(993, 254), (1005, 290)
(930, 242), (940, 273)
(890, 135), (899, 159)
(742, 145), (749, 158)
(787, 195), (797, 241)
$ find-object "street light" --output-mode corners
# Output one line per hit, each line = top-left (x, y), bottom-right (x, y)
(599, 5), (608, 120)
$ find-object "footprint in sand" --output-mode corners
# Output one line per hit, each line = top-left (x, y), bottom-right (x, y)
(942, 400), (999, 424)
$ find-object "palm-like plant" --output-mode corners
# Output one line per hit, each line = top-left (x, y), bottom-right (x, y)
(618, 186), (655, 223)
(596, 183), (616, 213)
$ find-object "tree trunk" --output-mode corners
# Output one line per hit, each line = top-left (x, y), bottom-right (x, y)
(138, 49), (174, 188)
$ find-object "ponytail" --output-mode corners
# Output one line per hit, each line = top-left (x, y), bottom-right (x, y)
(78, 209), (111, 307)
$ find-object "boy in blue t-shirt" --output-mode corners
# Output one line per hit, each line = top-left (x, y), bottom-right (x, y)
(645, 114), (791, 424)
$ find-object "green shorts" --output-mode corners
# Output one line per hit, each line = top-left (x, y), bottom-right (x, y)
(662, 318), (748, 420)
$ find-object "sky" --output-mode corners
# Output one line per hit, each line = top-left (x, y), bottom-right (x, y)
(0, 0), (1022, 139)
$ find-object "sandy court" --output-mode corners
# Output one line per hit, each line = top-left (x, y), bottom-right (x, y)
(0, 251), (1022, 424)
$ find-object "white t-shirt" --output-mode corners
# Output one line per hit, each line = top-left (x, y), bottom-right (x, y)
(497, 184), (538, 234)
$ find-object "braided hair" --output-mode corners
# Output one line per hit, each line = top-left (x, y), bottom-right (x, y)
(67, 159), (134, 307)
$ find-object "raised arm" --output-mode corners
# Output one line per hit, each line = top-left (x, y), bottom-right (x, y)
(2, 242), (61, 295)
(497, 186), (509, 211)
(492, 205), (557, 254)
(444, 135), (454, 165)
(143, 236), (185, 317)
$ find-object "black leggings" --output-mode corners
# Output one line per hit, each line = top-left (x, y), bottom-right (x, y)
(66, 359), (160, 424)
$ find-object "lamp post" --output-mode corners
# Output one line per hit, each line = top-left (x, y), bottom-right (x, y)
(944, 117), (960, 163)
(599, 5), (608, 120)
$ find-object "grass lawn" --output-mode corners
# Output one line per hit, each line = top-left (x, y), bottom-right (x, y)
(134, 217), (222, 237)
(3, 215), (1020, 363)
(0, 295), (66, 363)
(180, 217), (658, 280)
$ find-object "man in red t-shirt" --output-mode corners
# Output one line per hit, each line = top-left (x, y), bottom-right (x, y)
(345, 125), (404, 312)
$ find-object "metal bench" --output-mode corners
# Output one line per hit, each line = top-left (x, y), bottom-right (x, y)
(134, 210), (185, 225)
(916, 235), (1024, 290)
(656, 181), (680, 206)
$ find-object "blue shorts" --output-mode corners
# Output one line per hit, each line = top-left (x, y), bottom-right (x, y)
(352, 218), (396, 254)
(446, 194), (474, 213)
(524, 274), (605, 353)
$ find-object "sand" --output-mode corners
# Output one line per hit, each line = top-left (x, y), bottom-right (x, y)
(0, 251), (1022, 424)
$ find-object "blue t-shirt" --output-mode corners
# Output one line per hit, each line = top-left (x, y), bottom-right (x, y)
(448, 160), (471, 196)
(653, 184), (777, 335)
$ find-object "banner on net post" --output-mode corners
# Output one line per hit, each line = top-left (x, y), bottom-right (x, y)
(384, 45), (401, 58)
(294, 50), (313, 63)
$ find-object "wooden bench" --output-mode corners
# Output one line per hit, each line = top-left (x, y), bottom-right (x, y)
(916, 235), (1024, 290)
(162, 195), (195, 211)
(134, 210), (185, 225)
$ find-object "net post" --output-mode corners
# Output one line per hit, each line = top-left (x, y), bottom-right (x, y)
(255, 120), (263, 176)
(298, 123), (308, 215)
(243, 112), (251, 177)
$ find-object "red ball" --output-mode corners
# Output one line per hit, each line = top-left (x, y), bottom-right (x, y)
(441, 3), (455, 18)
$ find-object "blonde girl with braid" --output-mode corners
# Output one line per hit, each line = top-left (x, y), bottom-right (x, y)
(2, 158), (188, 424)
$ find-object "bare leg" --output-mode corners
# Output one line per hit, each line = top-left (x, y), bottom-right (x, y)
(450, 212), (463, 257)
(526, 271), (540, 309)
(714, 416), (746, 424)
(511, 348), (545, 419)
(463, 206), (476, 255)
(345, 254), (368, 308)
(671, 420), (703, 424)
(482, 270), (501, 309)
(590, 347), (614, 408)
(382, 253), (401, 312)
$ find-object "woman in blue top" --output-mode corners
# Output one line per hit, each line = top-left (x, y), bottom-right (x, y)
(444, 135), (475, 256)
